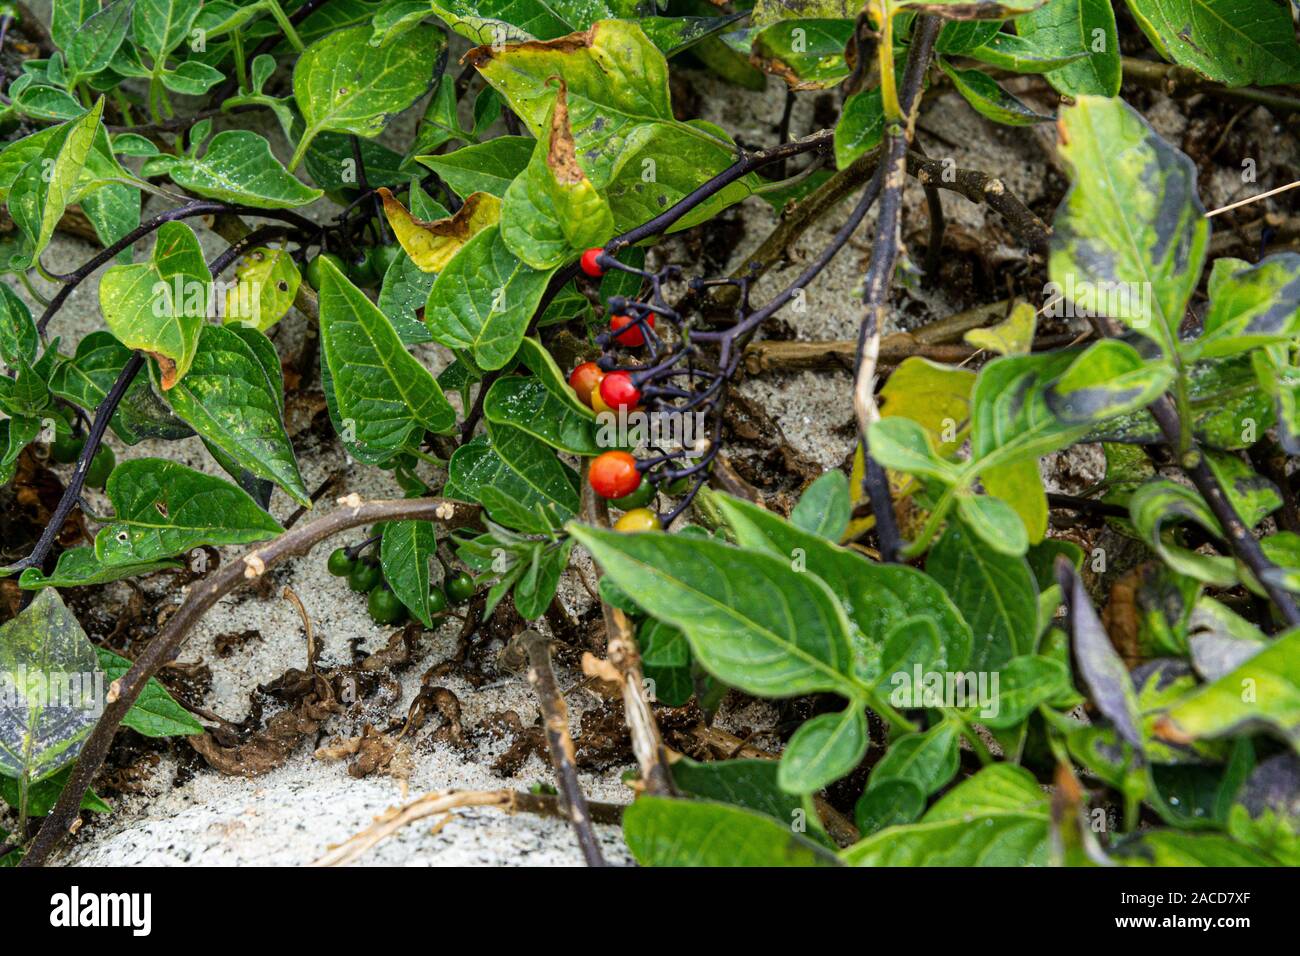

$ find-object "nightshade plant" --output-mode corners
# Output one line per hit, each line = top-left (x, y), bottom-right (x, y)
(0, 0), (1298, 868)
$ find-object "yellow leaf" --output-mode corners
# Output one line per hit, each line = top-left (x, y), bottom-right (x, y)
(222, 246), (301, 332)
(878, 357), (976, 456)
(379, 188), (501, 273)
(982, 458), (1047, 545)
(964, 300), (1036, 356)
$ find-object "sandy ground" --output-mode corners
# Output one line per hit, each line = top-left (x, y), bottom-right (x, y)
(5, 18), (1296, 864)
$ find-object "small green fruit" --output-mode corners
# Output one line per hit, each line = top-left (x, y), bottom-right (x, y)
(427, 587), (448, 615)
(327, 548), (356, 577)
(51, 431), (85, 464)
(368, 587), (406, 625)
(445, 571), (475, 603)
(610, 480), (655, 510)
(305, 252), (346, 290)
(348, 560), (382, 593)
(84, 445), (115, 488)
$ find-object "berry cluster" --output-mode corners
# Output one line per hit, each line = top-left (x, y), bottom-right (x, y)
(326, 537), (475, 625)
(568, 247), (754, 531)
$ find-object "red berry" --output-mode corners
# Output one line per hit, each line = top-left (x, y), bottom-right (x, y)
(579, 248), (605, 277)
(610, 313), (654, 348)
(590, 451), (641, 499)
(568, 361), (604, 407)
(599, 371), (641, 410)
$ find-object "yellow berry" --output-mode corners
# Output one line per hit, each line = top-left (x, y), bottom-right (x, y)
(614, 508), (661, 532)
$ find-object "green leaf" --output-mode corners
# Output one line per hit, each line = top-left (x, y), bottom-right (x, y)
(94, 459), (282, 565)
(131, 0), (203, 59)
(162, 325), (309, 506)
(155, 130), (322, 209)
(751, 0), (855, 26)
(381, 519), (437, 627)
(791, 470), (851, 541)
(1126, 0), (1300, 86)
(291, 24), (443, 167)
(939, 59), (1053, 126)
(516, 336), (597, 421)
(778, 706), (868, 794)
(469, 20), (752, 230)
(855, 778), (926, 835)
(966, 31), (1090, 73)
(672, 757), (805, 830)
(65, 0), (132, 83)
(19, 547), (181, 590)
(640, 618), (695, 707)
(317, 255), (456, 459)
(1016, 0), (1121, 96)
(424, 225), (556, 370)
(1192, 253), (1300, 360)
(1050, 95), (1208, 356)
(0, 417), (40, 485)
(95, 647), (203, 737)
(976, 655), (1075, 728)
(417, 136), (534, 198)
(484, 375), (601, 456)
(842, 764), (1050, 866)
(569, 523), (859, 700)
(0, 589), (101, 783)
(1046, 339), (1176, 424)
(0, 281), (38, 369)
(955, 492), (1029, 557)
(450, 425), (580, 520)
(868, 720), (960, 796)
(7, 99), (105, 269)
(160, 60), (226, 95)
(512, 538), (573, 619)
(833, 87), (884, 169)
(624, 796), (840, 866)
(750, 19), (854, 89)
(98, 220), (208, 389)
(0, 765), (111, 817)
(305, 133), (416, 190)
(48, 331), (193, 444)
(1115, 829), (1281, 866)
(715, 493), (973, 679)
(377, 252), (436, 345)
(866, 416), (960, 482)
(1130, 479), (1238, 587)
(1158, 628), (1300, 752)
(500, 81), (615, 269)
(926, 517), (1037, 669)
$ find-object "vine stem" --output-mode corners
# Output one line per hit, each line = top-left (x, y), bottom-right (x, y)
(20, 496), (483, 867)
(1146, 395), (1300, 627)
(852, 14), (941, 563)
(5, 352), (144, 578)
(579, 467), (676, 797)
(509, 628), (607, 866)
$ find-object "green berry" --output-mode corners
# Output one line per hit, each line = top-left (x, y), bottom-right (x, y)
(348, 560), (382, 593)
(83, 445), (115, 488)
(327, 548), (356, 577)
(427, 587), (448, 615)
(371, 243), (403, 278)
(305, 252), (346, 290)
(445, 571), (475, 603)
(349, 248), (379, 286)
(610, 480), (655, 510)
(368, 587), (406, 625)
(51, 431), (85, 464)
